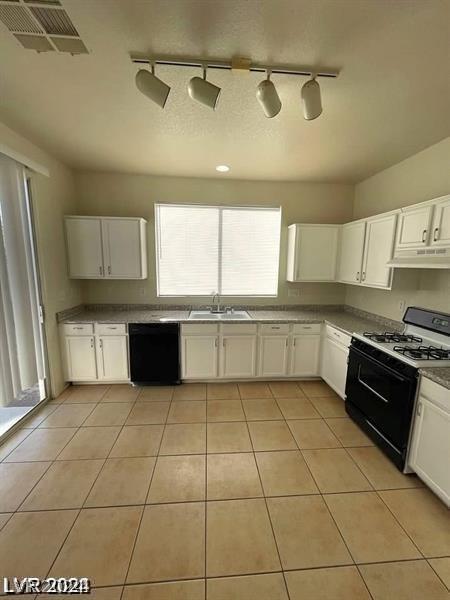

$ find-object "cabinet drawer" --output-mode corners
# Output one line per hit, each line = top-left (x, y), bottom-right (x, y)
(292, 323), (321, 334)
(259, 323), (290, 335)
(62, 323), (94, 336)
(419, 377), (450, 412)
(181, 324), (219, 335)
(95, 323), (127, 335)
(325, 325), (351, 347)
(220, 323), (257, 335)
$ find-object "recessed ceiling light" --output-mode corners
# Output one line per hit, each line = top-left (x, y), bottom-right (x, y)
(216, 165), (230, 172)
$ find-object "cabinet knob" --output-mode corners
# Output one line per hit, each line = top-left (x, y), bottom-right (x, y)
(433, 227), (439, 242)
(362, 271), (366, 281)
(108, 266), (112, 275)
(99, 266), (103, 275)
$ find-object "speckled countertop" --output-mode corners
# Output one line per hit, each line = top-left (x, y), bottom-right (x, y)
(60, 308), (396, 337)
(419, 367), (450, 390)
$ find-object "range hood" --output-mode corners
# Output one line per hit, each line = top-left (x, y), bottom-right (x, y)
(387, 248), (450, 269)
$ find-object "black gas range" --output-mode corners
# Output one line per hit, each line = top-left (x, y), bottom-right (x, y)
(345, 307), (450, 471)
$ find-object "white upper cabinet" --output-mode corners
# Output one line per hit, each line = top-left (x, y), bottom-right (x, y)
(65, 216), (147, 279)
(287, 224), (339, 282)
(430, 195), (450, 247)
(102, 218), (147, 278)
(65, 217), (104, 278)
(395, 204), (434, 249)
(338, 221), (366, 284)
(361, 213), (397, 289)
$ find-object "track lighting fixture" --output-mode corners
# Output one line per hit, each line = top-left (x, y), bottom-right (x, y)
(256, 71), (281, 118)
(187, 66), (221, 110)
(301, 77), (322, 121)
(131, 55), (337, 119)
(135, 65), (170, 109)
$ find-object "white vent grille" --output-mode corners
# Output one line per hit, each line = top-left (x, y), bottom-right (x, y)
(0, 4), (42, 33)
(14, 32), (53, 51)
(30, 6), (78, 36)
(50, 36), (87, 54)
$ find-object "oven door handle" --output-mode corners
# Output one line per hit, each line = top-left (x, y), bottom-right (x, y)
(350, 346), (411, 383)
(357, 365), (389, 403)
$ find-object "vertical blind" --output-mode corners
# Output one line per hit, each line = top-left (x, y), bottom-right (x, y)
(155, 204), (281, 296)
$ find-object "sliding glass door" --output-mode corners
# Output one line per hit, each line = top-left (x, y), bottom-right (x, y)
(0, 154), (47, 437)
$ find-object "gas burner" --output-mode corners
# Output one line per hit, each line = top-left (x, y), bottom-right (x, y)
(393, 345), (450, 360)
(363, 332), (422, 344)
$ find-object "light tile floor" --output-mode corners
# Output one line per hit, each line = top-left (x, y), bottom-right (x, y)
(0, 380), (448, 600)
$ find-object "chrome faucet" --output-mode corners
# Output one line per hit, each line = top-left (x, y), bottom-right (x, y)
(211, 293), (223, 314)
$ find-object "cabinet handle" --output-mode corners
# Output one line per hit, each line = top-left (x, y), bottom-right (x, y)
(293, 338), (296, 347)
(271, 326), (281, 330)
(433, 227), (439, 242)
(108, 327), (117, 330)
(422, 229), (427, 243)
(417, 402), (422, 416)
(73, 327), (83, 330)
(285, 338), (288, 347)
(90, 338), (94, 348)
(223, 339), (226, 347)
(362, 271), (366, 281)
(356, 271), (360, 281)
(99, 339), (103, 349)
(215, 338), (218, 348)
(99, 265), (103, 275)
(108, 266), (111, 275)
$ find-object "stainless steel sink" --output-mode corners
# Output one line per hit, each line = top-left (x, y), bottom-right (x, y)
(188, 310), (251, 320)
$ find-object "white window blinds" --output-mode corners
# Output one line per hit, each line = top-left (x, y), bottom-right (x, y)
(155, 204), (281, 296)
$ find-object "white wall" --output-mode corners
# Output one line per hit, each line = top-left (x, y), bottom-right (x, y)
(347, 137), (450, 321)
(0, 120), (82, 396)
(75, 171), (354, 306)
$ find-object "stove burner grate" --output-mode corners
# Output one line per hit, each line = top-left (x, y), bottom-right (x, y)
(363, 332), (422, 344)
(393, 345), (450, 360)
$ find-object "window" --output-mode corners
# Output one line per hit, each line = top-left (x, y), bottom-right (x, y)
(155, 204), (281, 296)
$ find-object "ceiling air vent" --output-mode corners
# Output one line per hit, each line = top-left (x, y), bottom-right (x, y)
(14, 32), (53, 51)
(0, 0), (88, 54)
(50, 36), (87, 54)
(0, 4), (42, 33)
(29, 6), (78, 36)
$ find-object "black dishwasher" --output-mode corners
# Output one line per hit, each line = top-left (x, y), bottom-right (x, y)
(129, 323), (180, 385)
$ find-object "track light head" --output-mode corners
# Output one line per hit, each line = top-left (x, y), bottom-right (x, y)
(187, 66), (221, 110)
(256, 72), (281, 118)
(301, 77), (322, 120)
(135, 66), (170, 109)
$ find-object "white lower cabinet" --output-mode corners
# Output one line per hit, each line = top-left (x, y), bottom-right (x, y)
(61, 323), (129, 383)
(320, 326), (351, 399)
(290, 335), (321, 377)
(182, 335), (218, 379)
(259, 336), (289, 377)
(65, 336), (97, 381)
(408, 378), (450, 507)
(98, 336), (129, 381)
(221, 336), (257, 378)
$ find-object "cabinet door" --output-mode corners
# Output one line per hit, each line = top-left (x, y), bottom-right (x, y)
(295, 225), (339, 281)
(396, 205), (433, 249)
(65, 336), (97, 381)
(361, 213), (397, 289)
(182, 336), (218, 379)
(258, 336), (289, 377)
(98, 336), (129, 381)
(65, 218), (103, 278)
(338, 222), (366, 284)
(289, 335), (320, 376)
(320, 337), (349, 399)
(430, 196), (450, 247)
(221, 336), (257, 378)
(102, 219), (146, 279)
(409, 396), (450, 506)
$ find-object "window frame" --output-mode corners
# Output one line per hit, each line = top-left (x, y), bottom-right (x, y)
(154, 202), (282, 298)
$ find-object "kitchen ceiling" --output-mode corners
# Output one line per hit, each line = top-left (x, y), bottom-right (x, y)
(0, 0), (449, 182)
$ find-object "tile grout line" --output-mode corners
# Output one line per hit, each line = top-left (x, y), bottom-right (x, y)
(119, 385), (175, 599)
(40, 387), (114, 584)
(240, 383), (293, 600)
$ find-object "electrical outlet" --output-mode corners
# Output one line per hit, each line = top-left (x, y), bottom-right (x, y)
(140, 286), (146, 297)
(398, 300), (405, 315)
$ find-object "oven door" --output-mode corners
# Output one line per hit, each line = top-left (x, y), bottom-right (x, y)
(345, 346), (417, 450)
